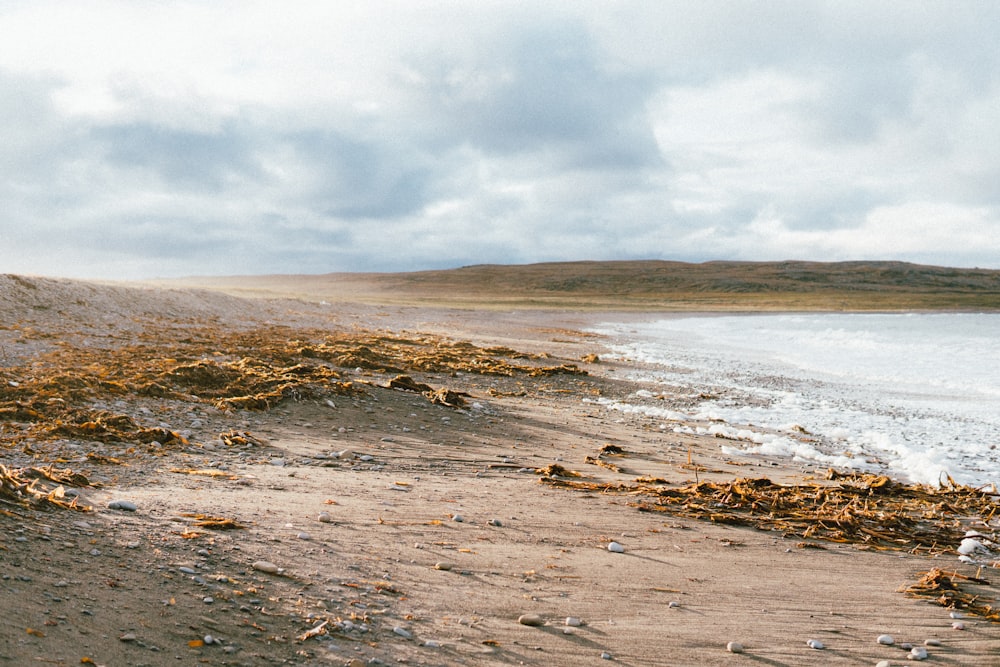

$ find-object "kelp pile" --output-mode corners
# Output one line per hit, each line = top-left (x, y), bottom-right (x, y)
(541, 471), (999, 554)
(1, 321), (584, 458)
(903, 568), (1000, 621)
(0, 464), (92, 512)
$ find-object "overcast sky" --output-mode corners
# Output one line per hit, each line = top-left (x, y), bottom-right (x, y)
(2, 1), (999, 280)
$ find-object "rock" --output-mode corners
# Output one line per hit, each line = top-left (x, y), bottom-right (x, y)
(726, 641), (744, 653)
(806, 639), (824, 649)
(203, 596), (214, 604)
(875, 661), (891, 667)
(297, 532), (311, 540)
(119, 633), (137, 642)
(565, 617), (583, 627)
(318, 511), (333, 523)
(924, 638), (942, 646)
(423, 640), (441, 648)
(252, 561), (280, 574)
(601, 651), (613, 660)
(179, 566), (197, 575)
(487, 518), (503, 527)
(203, 634), (215, 645)
(392, 626), (412, 639)
(667, 600), (680, 608)
(108, 500), (137, 511)
(518, 614), (544, 627)
(451, 514), (464, 523)
(908, 646), (929, 660)
(952, 621), (965, 630)
(433, 562), (453, 571)
(607, 541), (625, 553)
(876, 634), (894, 645)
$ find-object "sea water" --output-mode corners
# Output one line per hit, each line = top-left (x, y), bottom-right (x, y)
(590, 313), (1000, 487)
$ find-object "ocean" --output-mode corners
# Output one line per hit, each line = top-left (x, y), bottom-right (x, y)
(590, 313), (1000, 488)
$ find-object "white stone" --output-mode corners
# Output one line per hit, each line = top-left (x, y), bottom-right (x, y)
(607, 541), (625, 553)
(952, 621), (966, 630)
(318, 512), (333, 523)
(252, 561), (280, 574)
(875, 661), (891, 667)
(726, 641), (744, 653)
(806, 639), (824, 649)
(924, 638), (942, 646)
(908, 646), (929, 660)
(518, 614), (544, 627)
(876, 634), (894, 645)
(565, 617), (583, 627)
(393, 626), (412, 639)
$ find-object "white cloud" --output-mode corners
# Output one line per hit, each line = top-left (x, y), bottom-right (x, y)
(1, 1), (999, 279)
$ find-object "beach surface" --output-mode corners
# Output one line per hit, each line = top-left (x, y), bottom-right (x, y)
(2, 273), (999, 666)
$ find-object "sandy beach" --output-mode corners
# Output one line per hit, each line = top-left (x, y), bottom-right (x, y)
(2, 275), (999, 666)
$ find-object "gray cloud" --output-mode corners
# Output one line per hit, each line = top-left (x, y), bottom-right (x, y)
(1, 3), (999, 280)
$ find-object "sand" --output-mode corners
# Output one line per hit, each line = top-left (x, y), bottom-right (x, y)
(1, 275), (999, 666)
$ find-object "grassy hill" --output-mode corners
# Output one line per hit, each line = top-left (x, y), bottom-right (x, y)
(158, 260), (1000, 311)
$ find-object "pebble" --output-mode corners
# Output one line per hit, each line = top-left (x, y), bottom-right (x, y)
(252, 561), (280, 574)
(179, 567), (197, 575)
(875, 661), (891, 667)
(607, 541), (625, 553)
(423, 640), (441, 648)
(601, 651), (613, 660)
(518, 614), (545, 627)
(203, 596), (214, 604)
(487, 518), (503, 527)
(318, 512), (333, 523)
(565, 617), (583, 627)
(451, 514), (464, 523)
(952, 621), (965, 630)
(924, 638), (942, 646)
(119, 633), (137, 642)
(806, 639), (824, 649)
(204, 634), (215, 645)
(667, 600), (680, 608)
(726, 641), (744, 653)
(297, 532), (311, 540)
(908, 646), (929, 660)
(433, 562), (453, 571)
(108, 500), (137, 512)
(876, 634), (894, 645)
(392, 626), (412, 639)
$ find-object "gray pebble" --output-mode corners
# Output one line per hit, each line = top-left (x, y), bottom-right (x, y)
(108, 500), (138, 512)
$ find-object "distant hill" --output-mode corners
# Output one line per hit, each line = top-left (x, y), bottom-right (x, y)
(159, 260), (1000, 311)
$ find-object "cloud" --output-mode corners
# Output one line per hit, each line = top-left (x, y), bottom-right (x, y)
(1, 2), (999, 279)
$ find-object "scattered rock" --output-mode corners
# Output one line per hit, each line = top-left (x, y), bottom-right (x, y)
(607, 541), (625, 553)
(876, 634), (894, 645)
(806, 639), (824, 649)
(952, 621), (966, 630)
(393, 626), (412, 639)
(433, 562), (453, 571)
(318, 511), (333, 523)
(297, 532), (311, 540)
(726, 641), (744, 653)
(252, 561), (280, 574)
(924, 638), (942, 646)
(518, 614), (544, 627)
(601, 651), (613, 660)
(908, 646), (929, 660)
(119, 633), (137, 642)
(108, 500), (137, 512)
(565, 617), (583, 627)
(487, 518), (502, 527)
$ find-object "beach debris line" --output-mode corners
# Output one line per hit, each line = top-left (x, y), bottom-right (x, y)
(903, 568), (1000, 621)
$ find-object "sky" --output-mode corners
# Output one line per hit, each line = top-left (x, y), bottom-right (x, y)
(2, 1), (999, 280)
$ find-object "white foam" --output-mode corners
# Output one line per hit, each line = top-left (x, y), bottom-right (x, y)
(591, 313), (1000, 487)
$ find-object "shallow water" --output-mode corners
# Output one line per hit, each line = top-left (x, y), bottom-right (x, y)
(592, 313), (1000, 487)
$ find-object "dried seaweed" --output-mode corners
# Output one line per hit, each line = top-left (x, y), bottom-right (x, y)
(540, 471), (1000, 554)
(903, 568), (1000, 621)
(0, 464), (91, 512)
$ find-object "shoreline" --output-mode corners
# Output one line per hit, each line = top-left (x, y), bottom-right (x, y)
(2, 284), (999, 665)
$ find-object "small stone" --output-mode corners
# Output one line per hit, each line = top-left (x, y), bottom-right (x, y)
(392, 626), (412, 639)
(423, 640), (441, 648)
(119, 633), (137, 642)
(875, 661), (891, 667)
(179, 567), (197, 575)
(487, 518), (502, 527)
(601, 651), (613, 660)
(318, 512), (333, 523)
(203, 596), (214, 604)
(565, 617), (583, 627)
(924, 638), (942, 646)
(726, 641), (744, 653)
(518, 614), (544, 627)
(667, 600), (680, 608)
(899, 642), (912, 650)
(607, 541), (625, 553)
(433, 562), (453, 571)
(203, 634), (215, 645)
(297, 532), (311, 540)
(252, 561), (280, 574)
(952, 621), (965, 630)
(876, 634), (894, 645)
(108, 500), (137, 512)
(806, 639), (824, 649)
(908, 646), (929, 660)
(949, 611), (964, 618)
(451, 514), (464, 523)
